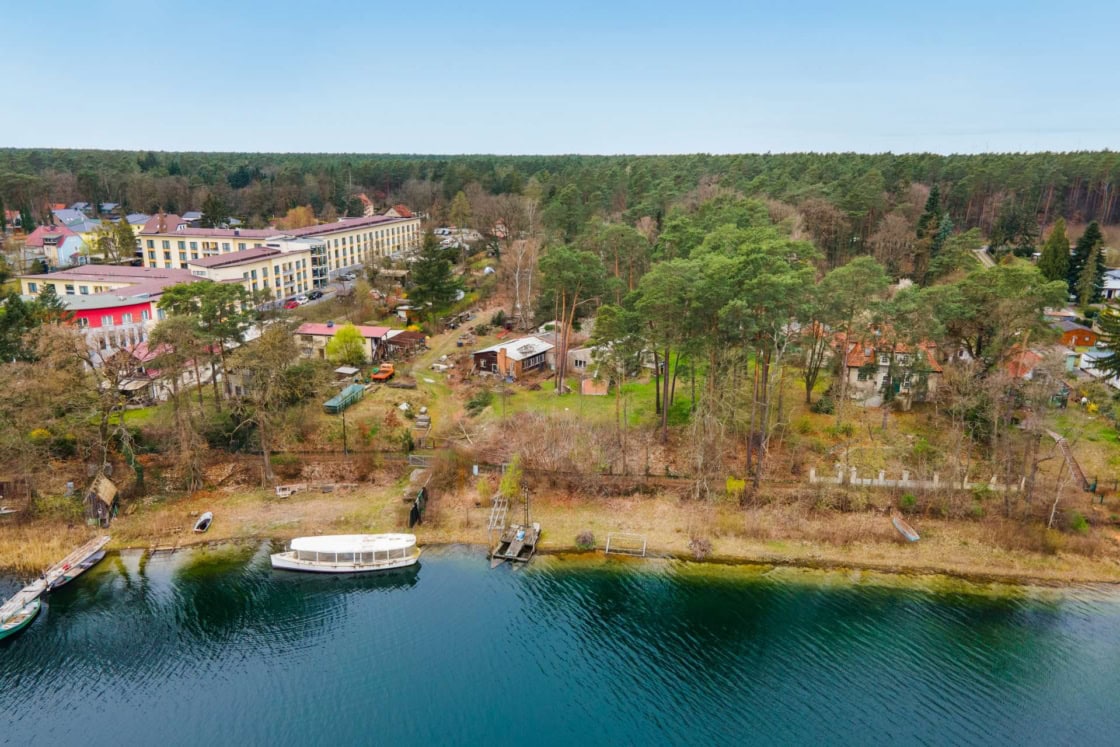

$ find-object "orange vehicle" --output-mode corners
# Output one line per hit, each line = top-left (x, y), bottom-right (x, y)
(369, 363), (395, 381)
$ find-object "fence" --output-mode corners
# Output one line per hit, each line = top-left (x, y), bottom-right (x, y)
(605, 532), (647, 557)
(809, 466), (1024, 493)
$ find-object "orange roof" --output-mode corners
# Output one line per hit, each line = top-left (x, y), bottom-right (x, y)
(837, 332), (942, 373)
(1005, 347), (1044, 378)
(391, 204), (413, 218)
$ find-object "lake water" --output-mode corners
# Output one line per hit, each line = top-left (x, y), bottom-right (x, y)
(2, 544), (1119, 746)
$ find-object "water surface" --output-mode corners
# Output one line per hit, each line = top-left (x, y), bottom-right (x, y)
(2, 545), (1118, 745)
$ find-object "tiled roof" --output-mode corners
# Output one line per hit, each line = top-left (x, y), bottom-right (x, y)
(840, 335), (942, 373)
(283, 214), (412, 237)
(1055, 319), (1093, 333)
(297, 323), (391, 338)
(1006, 348), (1044, 378)
(390, 204), (413, 218)
(188, 246), (280, 268)
(21, 264), (195, 284)
(23, 223), (78, 248)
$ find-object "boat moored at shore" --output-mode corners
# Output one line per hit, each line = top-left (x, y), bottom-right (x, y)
(0, 596), (41, 641)
(270, 534), (421, 573)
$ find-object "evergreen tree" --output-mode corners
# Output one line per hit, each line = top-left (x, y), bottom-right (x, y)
(929, 214), (953, 261)
(1069, 220), (1104, 300)
(200, 193), (230, 228)
(20, 206), (36, 233)
(408, 232), (459, 312)
(916, 184), (941, 238)
(1093, 309), (1120, 380)
(1037, 218), (1070, 283)
(0, 196), (6, 231)
(1076, 244), (1106, 306)
(35, 284), (73, 324)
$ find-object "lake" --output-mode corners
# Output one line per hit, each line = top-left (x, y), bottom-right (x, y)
(2, 544), (1119, 746)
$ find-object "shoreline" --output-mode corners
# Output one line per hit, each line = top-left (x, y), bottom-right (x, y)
(14, 533), (1117, 593)
(3, 483), (1119, 590)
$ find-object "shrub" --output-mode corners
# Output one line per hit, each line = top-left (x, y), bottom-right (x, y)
(810, 395), (834, 414)
(824, 422), (855, 439)
(725, 476), (747, 502)
(793, 416), (814, 435)
(899, 493), (917, 510)
(466, 389), (494, 416)
(575, 530), (595, 550)
(688, 536), (712, 561)
(269, 453), (303, 479)
(1070, 512), (1090, 534)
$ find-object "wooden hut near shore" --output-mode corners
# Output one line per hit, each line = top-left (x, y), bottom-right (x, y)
(84, 474), (118, 527)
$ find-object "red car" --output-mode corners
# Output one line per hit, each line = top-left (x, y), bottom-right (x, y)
(284, 299), (300, 310)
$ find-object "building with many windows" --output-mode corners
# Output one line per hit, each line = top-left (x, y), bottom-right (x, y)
(138, 211), (422, 283)
(18, 265), (204, 358)
(186, 244), (314, 299)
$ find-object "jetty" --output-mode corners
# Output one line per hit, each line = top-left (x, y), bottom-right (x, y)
(0, 535), (110, 625)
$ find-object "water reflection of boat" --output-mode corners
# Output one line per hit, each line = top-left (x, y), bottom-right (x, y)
(0, 596), (40, 640)
(270, 534), (421, 573)
(193, 512), (213, 533)
(48, 550), (107, 591)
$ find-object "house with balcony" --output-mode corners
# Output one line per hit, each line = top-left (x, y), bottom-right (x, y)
(295, 322), (392, 362)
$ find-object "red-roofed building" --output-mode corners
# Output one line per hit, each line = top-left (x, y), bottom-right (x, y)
(358, 193), (375, 217)
(23, 224), (85, 266)
(1005, 347), (1045, 379)
(295, 322), (393, 362)
(385, 204), (413, 219)
(837, 331), (942, 408)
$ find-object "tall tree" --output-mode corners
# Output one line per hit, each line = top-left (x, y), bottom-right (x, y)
(1037, 218), (1070, 283)
(1068, 220), (1103, 299)
(1091, 308), (1120, 380)
(449, 190), (472, 230)
(408, 231), (460, 313)
(229, 322), (301, 484)
(114, 214), (138, 262)
(149, 316), (208, 491)
(538, 245), (605, 396)
(916, 184), (941, 238)
(200, 193), (231, 228)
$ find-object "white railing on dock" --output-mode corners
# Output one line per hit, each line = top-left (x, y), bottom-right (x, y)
(605, 532), (647, 557)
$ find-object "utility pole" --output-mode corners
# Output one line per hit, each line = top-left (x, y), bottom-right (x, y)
(342, 409), (348, 455)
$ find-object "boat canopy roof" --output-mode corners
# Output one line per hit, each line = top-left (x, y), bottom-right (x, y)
(290, 534), (416, 554)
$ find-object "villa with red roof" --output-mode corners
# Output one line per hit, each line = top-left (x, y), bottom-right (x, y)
(296, 321), (392, 363)
(837, 331), (943, 408)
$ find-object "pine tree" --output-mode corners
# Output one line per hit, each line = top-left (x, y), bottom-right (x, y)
(114, 214), (138, 261)
(1076, 244), (1106, 306)
(0, 196), (6, 231)
(1069, 220), (1104, 300)
(20, 206), (36, 233)
(200, 193), (230, 228)
(1037, 218), (1070, 282)
(1094, 308), (1120, 380)
(408, 232), (459, 312)
(916, 184), (941, 238)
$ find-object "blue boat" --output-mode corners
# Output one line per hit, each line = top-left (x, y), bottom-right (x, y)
(891, 512), (920, 542)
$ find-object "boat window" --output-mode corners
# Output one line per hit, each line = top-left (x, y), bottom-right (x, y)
(361, 552), (374, 563)
(375, 550), (389, 561)
(338, 552), (354, 563)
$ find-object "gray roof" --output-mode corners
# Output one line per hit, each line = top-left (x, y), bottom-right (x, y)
(475, 336), (554, 361)
(182, 211), (203, 221)
(126, 213), (151, 225)
(1055, 319), (1093, 333)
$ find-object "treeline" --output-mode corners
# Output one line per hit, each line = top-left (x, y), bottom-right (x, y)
(3, 149), (1120, 239)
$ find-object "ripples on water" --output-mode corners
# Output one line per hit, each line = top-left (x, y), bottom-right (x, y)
(1, 545), (1118, 746)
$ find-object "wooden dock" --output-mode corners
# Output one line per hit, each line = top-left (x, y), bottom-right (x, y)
(0, 535), (110, 624)
(490, 522), (541, 567)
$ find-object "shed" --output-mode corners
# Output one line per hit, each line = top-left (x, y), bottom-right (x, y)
(324, 383), (365, 413)
(85, 474), (118, 527)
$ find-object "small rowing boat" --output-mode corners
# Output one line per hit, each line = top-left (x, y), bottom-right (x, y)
(891, 512), (920, 542)
(0, 596), (40, 641)
(193, 512), (213, 533)
(48, 550), (107, 591)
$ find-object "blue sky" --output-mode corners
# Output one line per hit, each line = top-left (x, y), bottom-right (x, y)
(5, 0), (1118, 154)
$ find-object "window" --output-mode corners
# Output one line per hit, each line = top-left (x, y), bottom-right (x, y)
(222, 242), (230, 251)
(101, 315), (114, 327)
(877, 354), (891, 366)
(122, 313), (133, 324)
(148, 251), (156, 261)
(189, 241), (197, 250)
(238, 243), (246, 250)
(157, 309), (166, 320)
(162, 240), (170, 249)
(27, 282), (37, 293)
(177, 241), (186, 250)
(141, 310), (150, 321)
(64, 284), (75, 295)
(79, 286), (89, 295)
(77, 317), (89, 328)
(147, 239), (155, 248)
(857, 368), (872, 381)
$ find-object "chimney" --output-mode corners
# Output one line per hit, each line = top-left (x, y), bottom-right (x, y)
(234, 228), (240, 237)
(157, 209), (166, 233)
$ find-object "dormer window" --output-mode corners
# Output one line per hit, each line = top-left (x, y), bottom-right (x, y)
(878, 354), (891, 366)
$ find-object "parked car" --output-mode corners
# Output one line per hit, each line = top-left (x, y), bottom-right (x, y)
(339, 271), (357, 281)
(308, 289), (324, 300)
(295, 294), (309, 304)
(284, 299), (300, 310)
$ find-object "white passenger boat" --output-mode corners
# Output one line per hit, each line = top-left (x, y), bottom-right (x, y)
(270, 534), (421, 573)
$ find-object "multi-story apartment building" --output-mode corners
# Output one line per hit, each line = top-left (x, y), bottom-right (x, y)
(186, 245), (314, 299)
(139, 212), (421, 289)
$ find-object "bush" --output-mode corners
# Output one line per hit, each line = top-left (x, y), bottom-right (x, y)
(824, 422), (855, 440)
(688, 536), (712, 561)
(793, 416), (814, 435)
(899, 493), (917, 510)
(1070, 511), (1090, 534)
(810, 395), (834, 415)
(466, 389), (494, 416)
(269, 453), (303, 479)
(575, 530), (595, 550)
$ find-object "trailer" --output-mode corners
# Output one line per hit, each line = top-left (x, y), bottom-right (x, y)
(323, 383), (365, 413)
